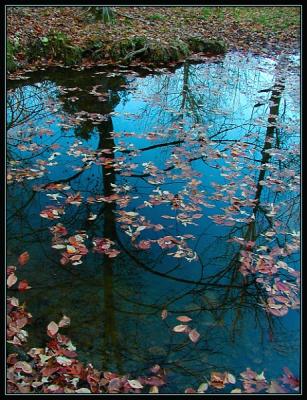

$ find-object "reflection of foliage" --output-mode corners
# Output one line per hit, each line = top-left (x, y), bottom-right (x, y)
(7, 39), (20, 71)
(6, 53), (300, 393)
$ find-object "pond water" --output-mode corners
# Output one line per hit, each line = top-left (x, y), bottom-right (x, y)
(7, 52), (300, 393)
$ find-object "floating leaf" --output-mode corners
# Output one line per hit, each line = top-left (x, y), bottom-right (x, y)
(52, 244), (66, 250)
(161, 309), (168, 320)
(18, 280), (31, 291)
(173, 324), (189, 333)
(47, 321), (59, 337)
(75, 388), (91, 393)
(176, 315), (192, 322)
(185, 387), (196, 393)
(14, 361), (33, 374)
(189, 328), (200, 343)
(18, 251), (29, 266)
(128, 379), (143, 389)
(58, 315), (71, 328)
(231, 388), (242, 393)
(225, 372), (236, 384)
(7, 273), (17, 288)
(197, 382), (208, 393)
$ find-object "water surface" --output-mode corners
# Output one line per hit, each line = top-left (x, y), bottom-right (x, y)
(7, 52), (300, 393)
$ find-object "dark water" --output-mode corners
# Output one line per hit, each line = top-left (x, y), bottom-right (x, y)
(7, 52), (300, 393)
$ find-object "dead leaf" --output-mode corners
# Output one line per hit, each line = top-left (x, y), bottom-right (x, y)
(47, 321), (59, 337)
(188, 328), (200, 343)
(173, 324), (189, 333)
(128, 379), (143, 389)
(7, 273), (17, 288)
(58, 315), (71, 328)
(18, 280), (31, 291)
(14, 361), (33, 374)
(176, 315), (192, 322)
(161, 309), (168, 320)
(18, 251), (30, 266)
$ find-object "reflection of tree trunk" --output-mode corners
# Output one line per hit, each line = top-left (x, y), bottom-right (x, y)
(98, 118), (122, 373)
(181, 62), (189, 110)
(253, 81), (285, 207)
(220, 71), (286, 336)
(244, 79), (285, 244)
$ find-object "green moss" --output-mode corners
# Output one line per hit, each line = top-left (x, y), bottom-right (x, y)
(146, 13), (167, 21)
(26, 31), (82, 65)
(187, 37), (227, 54)
(109, 36), (147, 60)
(7, 39), (19, 72)
(146, 39), (189, 63)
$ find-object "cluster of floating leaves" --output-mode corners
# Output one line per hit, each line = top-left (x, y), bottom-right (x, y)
(6, 59), (300, 393)
(185, 367), (299, 394)
(7, 95), (301, 317)
(6, 256), (299, 393)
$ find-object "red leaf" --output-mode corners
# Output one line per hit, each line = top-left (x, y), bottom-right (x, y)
(18, 280), (31, 291)
(18, 251), (30, 266)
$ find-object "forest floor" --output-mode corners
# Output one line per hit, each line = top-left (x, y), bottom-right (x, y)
(7, 6), (300, 73)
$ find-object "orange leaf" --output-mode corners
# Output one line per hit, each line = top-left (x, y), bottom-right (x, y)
(18, 280), (31, 291)
(18, 251), (30, 266)
(176, 315), (192, 322)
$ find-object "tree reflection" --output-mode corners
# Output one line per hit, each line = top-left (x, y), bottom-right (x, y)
(6, 54), (300, 390)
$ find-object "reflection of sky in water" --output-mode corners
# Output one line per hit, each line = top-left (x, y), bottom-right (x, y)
(7, 53), (300, 392)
